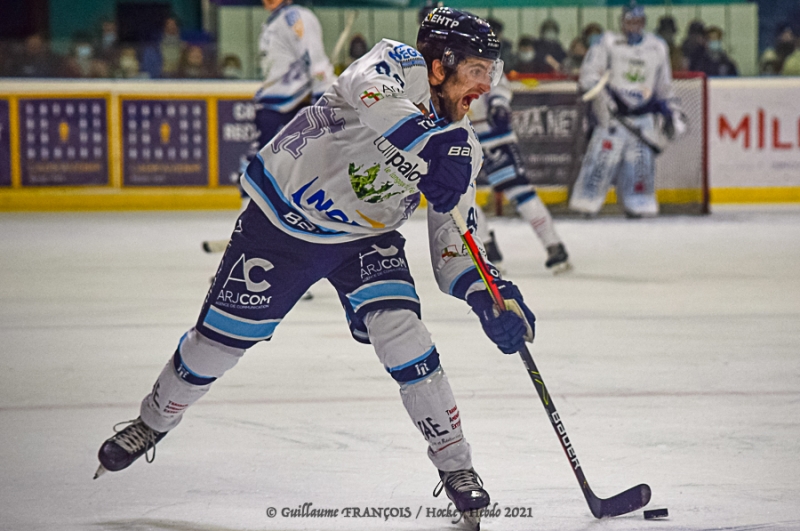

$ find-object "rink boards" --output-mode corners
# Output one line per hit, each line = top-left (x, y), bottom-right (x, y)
(1, 78), (799, 211)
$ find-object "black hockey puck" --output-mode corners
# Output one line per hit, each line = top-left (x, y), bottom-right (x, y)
(644, 508), (669, 519)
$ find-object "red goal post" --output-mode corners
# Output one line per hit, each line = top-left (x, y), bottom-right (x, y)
(490, 71), (709, 215)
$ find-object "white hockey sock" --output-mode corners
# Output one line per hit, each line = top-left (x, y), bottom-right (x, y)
(366, 309), (472, 472)
(400, 368), (472, 472)
(140, 329), (244, 433)
(510, 186), (562, 248)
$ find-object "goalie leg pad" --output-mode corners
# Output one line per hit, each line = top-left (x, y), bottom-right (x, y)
(617, 116), (659, 217)
(140, 329), (244, 433)
(365, 309), (471, 471)
(569, 127), (625, 214)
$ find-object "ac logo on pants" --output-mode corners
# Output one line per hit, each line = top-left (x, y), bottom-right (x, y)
(223, 254), (274, 293)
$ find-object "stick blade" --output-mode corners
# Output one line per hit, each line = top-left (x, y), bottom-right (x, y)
(588, 483), (651, 519)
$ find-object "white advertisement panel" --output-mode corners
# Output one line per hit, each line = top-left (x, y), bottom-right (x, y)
(709, 78), (800, 189)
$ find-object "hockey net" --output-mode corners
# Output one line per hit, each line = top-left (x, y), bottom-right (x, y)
(490, 72), (708, 215)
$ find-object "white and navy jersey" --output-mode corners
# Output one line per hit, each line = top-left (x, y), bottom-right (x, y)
(467, 74), (516, 150)
(580, 31), (676, 113)
(255, 2), (335, 112)
(242, 39), (488, 300)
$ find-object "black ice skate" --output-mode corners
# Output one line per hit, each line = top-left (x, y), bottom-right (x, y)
(433, 468), (490, 530)
(545, 243), (572, 274)
(94, 417), (167, 479)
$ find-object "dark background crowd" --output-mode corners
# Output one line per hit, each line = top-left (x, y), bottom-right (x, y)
(0, 16), (244, 80)
(2, 6), (800, 80)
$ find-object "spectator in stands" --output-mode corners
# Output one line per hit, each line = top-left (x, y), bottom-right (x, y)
(62, 31), (99, 77)
(561, 37), (587, 76)
(512, 36), (537, 74)
(780, 38), (800, 75)
(96, 19), (120, 63)
(6, 33), (61, 77)
(177, 44), (216, 79)
(115, 46), (145, 78)
(693, 26), (738, 77)
(681, 20), (706, 71)
(760, 24), (797, 74)
(487, 17), (515, 73)
(581, 23), (603, 49)
(160, 16), (185, 77)
(136, 15), (185, 79)
(220, 54), (244, 79)
(532, 19), (566, 73)
(656, 16), (686, 73)
(759, 49), (783, 75)
(347, 34), (368, 67)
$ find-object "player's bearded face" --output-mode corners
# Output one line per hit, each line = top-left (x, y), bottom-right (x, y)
(438, 57), (493, 121)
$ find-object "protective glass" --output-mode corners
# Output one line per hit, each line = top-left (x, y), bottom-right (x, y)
(443, 48), (504, 87)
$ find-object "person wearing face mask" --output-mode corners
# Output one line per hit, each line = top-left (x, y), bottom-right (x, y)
(512, 36), (537, 73)
(562, 37), (588, 76)
(570, 2), (686, 218)
(694, 27), (738, 77)
(219, 54), (243, 79)
(531, 19), (566, 73)
(63, 32), (96, 78)
(760, 24), (798, 74)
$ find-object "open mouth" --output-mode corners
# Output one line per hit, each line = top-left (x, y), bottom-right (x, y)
(461, 94), (479, 109)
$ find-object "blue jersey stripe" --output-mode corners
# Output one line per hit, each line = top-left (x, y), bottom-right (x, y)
(203, 306), (280, 341)
(347, 281), (419, 313)
(243, 155), (348, 238)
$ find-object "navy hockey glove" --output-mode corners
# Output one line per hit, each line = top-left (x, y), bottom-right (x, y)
(417, 128), (472, 213)
(467, 280), (536, 354)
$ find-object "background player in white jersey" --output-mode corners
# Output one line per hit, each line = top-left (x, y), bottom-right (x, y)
(252, 0), (334, 152)
(569, 2), (686, 218)
(469, 75), (571, 273)
(94, 8), (535, 526)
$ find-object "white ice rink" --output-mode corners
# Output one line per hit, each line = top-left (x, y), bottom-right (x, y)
(1, 206), (799, 531)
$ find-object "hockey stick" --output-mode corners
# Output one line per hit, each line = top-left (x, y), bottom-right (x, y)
(331, 10), (358, 65)
(581, 72), (663, 155)
(449, 207), (651, 518)
(581, 71), (610, 102)
(202, 239), (229, 253)
(612, 113), (664, 155)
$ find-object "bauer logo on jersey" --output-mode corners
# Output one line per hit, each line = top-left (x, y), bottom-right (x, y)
(360, 87), (384, 107)
(447, 146), (471, 157)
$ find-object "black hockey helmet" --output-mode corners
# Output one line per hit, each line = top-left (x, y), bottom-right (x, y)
(417, 7), (501, 64)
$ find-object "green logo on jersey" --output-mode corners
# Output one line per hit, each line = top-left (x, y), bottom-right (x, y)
(349, 162), (402, 203)
(624, 68), (646, 83)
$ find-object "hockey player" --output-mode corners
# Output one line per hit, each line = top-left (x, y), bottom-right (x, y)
(95, 8), (535, 527)
(417, 3), (570, 274)
(469, 76), (571, 273)
(251, 0), (334, 157)
(569, 2), (686, 217)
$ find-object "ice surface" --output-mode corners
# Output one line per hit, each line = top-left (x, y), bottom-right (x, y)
(1, 206), (799, 531)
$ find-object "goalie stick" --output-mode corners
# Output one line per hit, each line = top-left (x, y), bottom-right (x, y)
(582, 72), (664, 155)
(331, 10), (358, 66)
(449, 207), (651, 519)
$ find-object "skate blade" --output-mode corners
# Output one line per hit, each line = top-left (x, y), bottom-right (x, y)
(551, 261), (573, 275)
(461, 510), (481, 531)
(93, 464), (107, 480)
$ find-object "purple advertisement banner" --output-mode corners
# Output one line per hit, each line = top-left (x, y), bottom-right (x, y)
(217, 99), (258, 187)
(0, 99), (10, 187)
(19, 98), (109, 186)
(122, 99), (208, 186)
